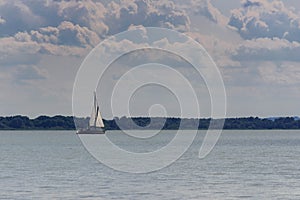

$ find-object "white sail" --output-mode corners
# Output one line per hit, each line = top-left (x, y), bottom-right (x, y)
(96, 108), (105, 128)
(89, 91), (105, 128)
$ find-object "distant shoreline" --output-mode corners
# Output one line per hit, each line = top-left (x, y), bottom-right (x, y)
(0, 115), (300, 130)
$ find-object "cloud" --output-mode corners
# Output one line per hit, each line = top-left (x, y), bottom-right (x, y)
(13, 65), (47, 84)
(229, 37), (300, 87)
(1, 0), (300, 118)
(0, 1), (105, 57)
(258, 61), (300, 85)
(242, 0), (262, 8)
(0, 53), (39, 67)
(191, 0), (228, 25)
(0, 1), (47, 37)
(0, 16), (5, 24)
(228, 0), (300, 42)
(0, 0), (192, 58)
(106, 0), (190, 34)
(232, 37), (300, 62)
(31, 21), (101, 47)
(0, 54), (81, 117)
(55, 0), (109, 36)
(0, 0), (108, 36)
(0, 0), (190, 38)
(0, 37), (40, 57)
(186, 31), (240, 68)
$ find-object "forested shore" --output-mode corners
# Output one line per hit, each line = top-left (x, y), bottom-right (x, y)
(0, 115), (300, 130)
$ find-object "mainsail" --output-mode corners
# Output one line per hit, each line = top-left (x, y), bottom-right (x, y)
(89, 92), (104, 128)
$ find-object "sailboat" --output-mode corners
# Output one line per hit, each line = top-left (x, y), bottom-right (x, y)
(76, 92), (105, 134)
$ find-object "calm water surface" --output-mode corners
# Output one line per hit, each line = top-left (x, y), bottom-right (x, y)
(1, 130), (300, 199)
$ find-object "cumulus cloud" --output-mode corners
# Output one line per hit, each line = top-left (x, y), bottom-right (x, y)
(0, 0), (190, 38)
(0, 37), (40, 56)
(228, 0), (300, 42)
(0, 1), (105, 57)
(56, 0), (109, 36)
(0, 1), (44, 36)
(1, 0), (300, 117)
(190, 0), (228, 25)
(0, 35), (88, 58)
(0, 0), (192, 58)
(30, 21), (100, 47)
(0, 0), (108, 36)
(232, 37), (300, 62)
(106, 0), (190, 34)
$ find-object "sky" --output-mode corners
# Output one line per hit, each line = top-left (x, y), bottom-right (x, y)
(0, 0), (300, 118)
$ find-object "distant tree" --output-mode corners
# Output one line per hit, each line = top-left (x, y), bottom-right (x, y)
(0, 115), (300, 130)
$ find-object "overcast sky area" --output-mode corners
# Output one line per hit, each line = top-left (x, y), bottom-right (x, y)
(0, 0), (300, 118)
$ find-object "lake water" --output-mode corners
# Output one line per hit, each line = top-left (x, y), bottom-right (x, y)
(1, 130), (300, 199)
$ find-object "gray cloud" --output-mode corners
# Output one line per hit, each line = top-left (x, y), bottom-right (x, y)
(0, 37), (40, 57)
(0, 53), (40, 67)
(0, 0), (108, 36)
(105, 0), (190, 34)
(0, 0), (191, 57)
(0, 0), (299, 118)
(14, 65), (47, 84)
(258, 61), (300, 85)
(27, 21), (101, 47)
(0, 0), (190, 39)
(0, 16), (5, 24)
(232, 37), (300, 62)
(228, 0), (300, 42)
(0, 1), (45, 37)
(55, 0), (109, 36)
(242, 0), (262, 8)
(191, 0), (228, 25)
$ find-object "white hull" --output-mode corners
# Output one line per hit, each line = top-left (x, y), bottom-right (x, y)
(76, 128), (105, 134)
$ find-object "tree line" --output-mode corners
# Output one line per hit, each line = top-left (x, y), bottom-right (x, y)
(0, 115), (300, 130)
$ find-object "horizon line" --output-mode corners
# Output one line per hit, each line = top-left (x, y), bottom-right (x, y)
(2, 114), (299, 120)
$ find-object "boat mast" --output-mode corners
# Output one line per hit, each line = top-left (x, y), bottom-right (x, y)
(90, 91), (105, 129)
(93, 92), (97, 127)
